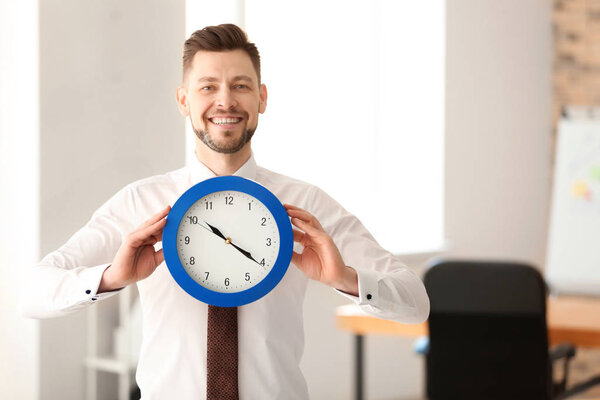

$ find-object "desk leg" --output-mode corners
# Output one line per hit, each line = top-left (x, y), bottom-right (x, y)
(355, 334), (364, 400)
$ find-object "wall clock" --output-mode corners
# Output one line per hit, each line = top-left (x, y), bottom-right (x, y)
(163, 176), (293, 307)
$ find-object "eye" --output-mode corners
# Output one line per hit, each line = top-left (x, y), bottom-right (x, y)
(235, 84), (249, 89)
(201, 86), (214, 91)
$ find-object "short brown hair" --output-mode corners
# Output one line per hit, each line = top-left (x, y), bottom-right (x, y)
(182, 24), (261, 83)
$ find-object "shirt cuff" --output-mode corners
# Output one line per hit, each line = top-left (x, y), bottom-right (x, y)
(335, 266), (380, 307)
(77, 263), (123, 303)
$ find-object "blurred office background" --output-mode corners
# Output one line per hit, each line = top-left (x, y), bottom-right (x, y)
(1, 0), (598, 399)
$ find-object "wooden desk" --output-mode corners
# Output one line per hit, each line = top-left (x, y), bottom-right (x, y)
(336, 296), (600, 400)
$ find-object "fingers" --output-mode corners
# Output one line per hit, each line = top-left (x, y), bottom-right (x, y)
(128, 205), (170, 246)
(284, 205), (318, 226)
(144, 222), (166, 246)
(154, 248), (165, 265)
(291, 216), (322, 237)
(291, 250), (302, 266)
(292, 228), (305, 243)
(284, 204), (324, 232)
(129, 217), (167, 247)
(140, 205), (171, 229)
(284, 203), (311, 218)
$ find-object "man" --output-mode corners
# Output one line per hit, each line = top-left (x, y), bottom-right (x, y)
(21, 24), (429, 399)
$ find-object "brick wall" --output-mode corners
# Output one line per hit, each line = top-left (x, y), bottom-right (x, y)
(553, 0), (600, 125)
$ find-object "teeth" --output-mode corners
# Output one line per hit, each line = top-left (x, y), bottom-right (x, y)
(211, 117), (241, 125)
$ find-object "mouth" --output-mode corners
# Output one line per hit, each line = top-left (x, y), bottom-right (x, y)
(208, 116), (243, 128)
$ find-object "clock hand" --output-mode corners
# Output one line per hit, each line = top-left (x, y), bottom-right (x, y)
(203, 221), (227, 241)
(195, 221), (221, 238)
(229, 242), (262, 266)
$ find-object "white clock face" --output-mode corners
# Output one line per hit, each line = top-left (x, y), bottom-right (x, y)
(176, 190), (281, 293)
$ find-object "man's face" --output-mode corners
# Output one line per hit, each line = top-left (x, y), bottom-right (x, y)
(177, 49), (267, 154)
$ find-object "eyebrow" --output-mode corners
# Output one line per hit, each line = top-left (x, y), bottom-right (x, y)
(232, 75), (254, 83)
(197, 77), (219, 83)
(196, 75), (255, 84)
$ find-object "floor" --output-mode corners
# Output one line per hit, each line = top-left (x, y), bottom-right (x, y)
(561, 348), (600, 399)
(394, 348), (600, 400)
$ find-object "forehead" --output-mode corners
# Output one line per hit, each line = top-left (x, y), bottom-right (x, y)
(188, 49), (258, 84)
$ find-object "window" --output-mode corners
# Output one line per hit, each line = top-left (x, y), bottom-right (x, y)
(186, 0), (445, 254)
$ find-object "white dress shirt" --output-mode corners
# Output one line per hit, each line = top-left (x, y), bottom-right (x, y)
(20, 155), (429, 400)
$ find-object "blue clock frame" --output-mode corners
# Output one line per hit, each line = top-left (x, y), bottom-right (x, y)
(163, 176), (293, 307)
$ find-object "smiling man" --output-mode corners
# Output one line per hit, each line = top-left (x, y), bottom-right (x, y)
(184, 52), (263, 154)
(178, 46), (266, 173)
(21, 24), (429, 400)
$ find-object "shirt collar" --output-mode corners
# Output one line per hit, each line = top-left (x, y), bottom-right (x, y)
(189, 152), (258, 183)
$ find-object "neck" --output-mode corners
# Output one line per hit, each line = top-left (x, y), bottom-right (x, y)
(194, 140), (252, 176)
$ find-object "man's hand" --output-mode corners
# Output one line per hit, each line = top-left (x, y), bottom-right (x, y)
(284, 204), (358, 296)
(98, 205), (171, 293)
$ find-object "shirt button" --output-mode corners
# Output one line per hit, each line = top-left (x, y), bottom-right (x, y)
(367, 294), (372, 300)
(85, 290), (91, 295)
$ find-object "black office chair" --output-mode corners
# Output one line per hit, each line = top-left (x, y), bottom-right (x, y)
(420, 259), (596, 400)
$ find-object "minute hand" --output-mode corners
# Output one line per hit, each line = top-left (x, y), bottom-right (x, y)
(229, 242), (261, 266)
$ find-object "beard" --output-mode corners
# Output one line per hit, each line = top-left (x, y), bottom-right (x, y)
(190, 111), (256, 154)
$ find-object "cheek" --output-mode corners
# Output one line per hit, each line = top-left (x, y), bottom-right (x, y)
(190, 99), (210, 120)
(244, 99), (262, 116)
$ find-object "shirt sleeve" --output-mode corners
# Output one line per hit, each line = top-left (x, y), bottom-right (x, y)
(310, 186), (430, 324)
(19, 184), (137, 319)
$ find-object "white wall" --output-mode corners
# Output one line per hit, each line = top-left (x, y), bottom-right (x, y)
(0, 1), (39, 399)
(37, 0), (185, 399)
(445, 0), (553, 266)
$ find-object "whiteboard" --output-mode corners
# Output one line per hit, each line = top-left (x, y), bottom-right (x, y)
(546, 119), (600, 296)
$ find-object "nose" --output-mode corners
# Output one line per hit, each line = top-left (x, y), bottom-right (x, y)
(215, 87), (237, 110)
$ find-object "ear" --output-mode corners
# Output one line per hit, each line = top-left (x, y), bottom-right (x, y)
(259, 84), (268, 114)
(176, 85), (190, 117)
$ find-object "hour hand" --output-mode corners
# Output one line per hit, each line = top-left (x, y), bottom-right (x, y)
(203, 221), (227, 241)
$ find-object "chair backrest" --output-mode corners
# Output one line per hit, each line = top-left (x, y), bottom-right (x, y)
(424, 260), (551, 400)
